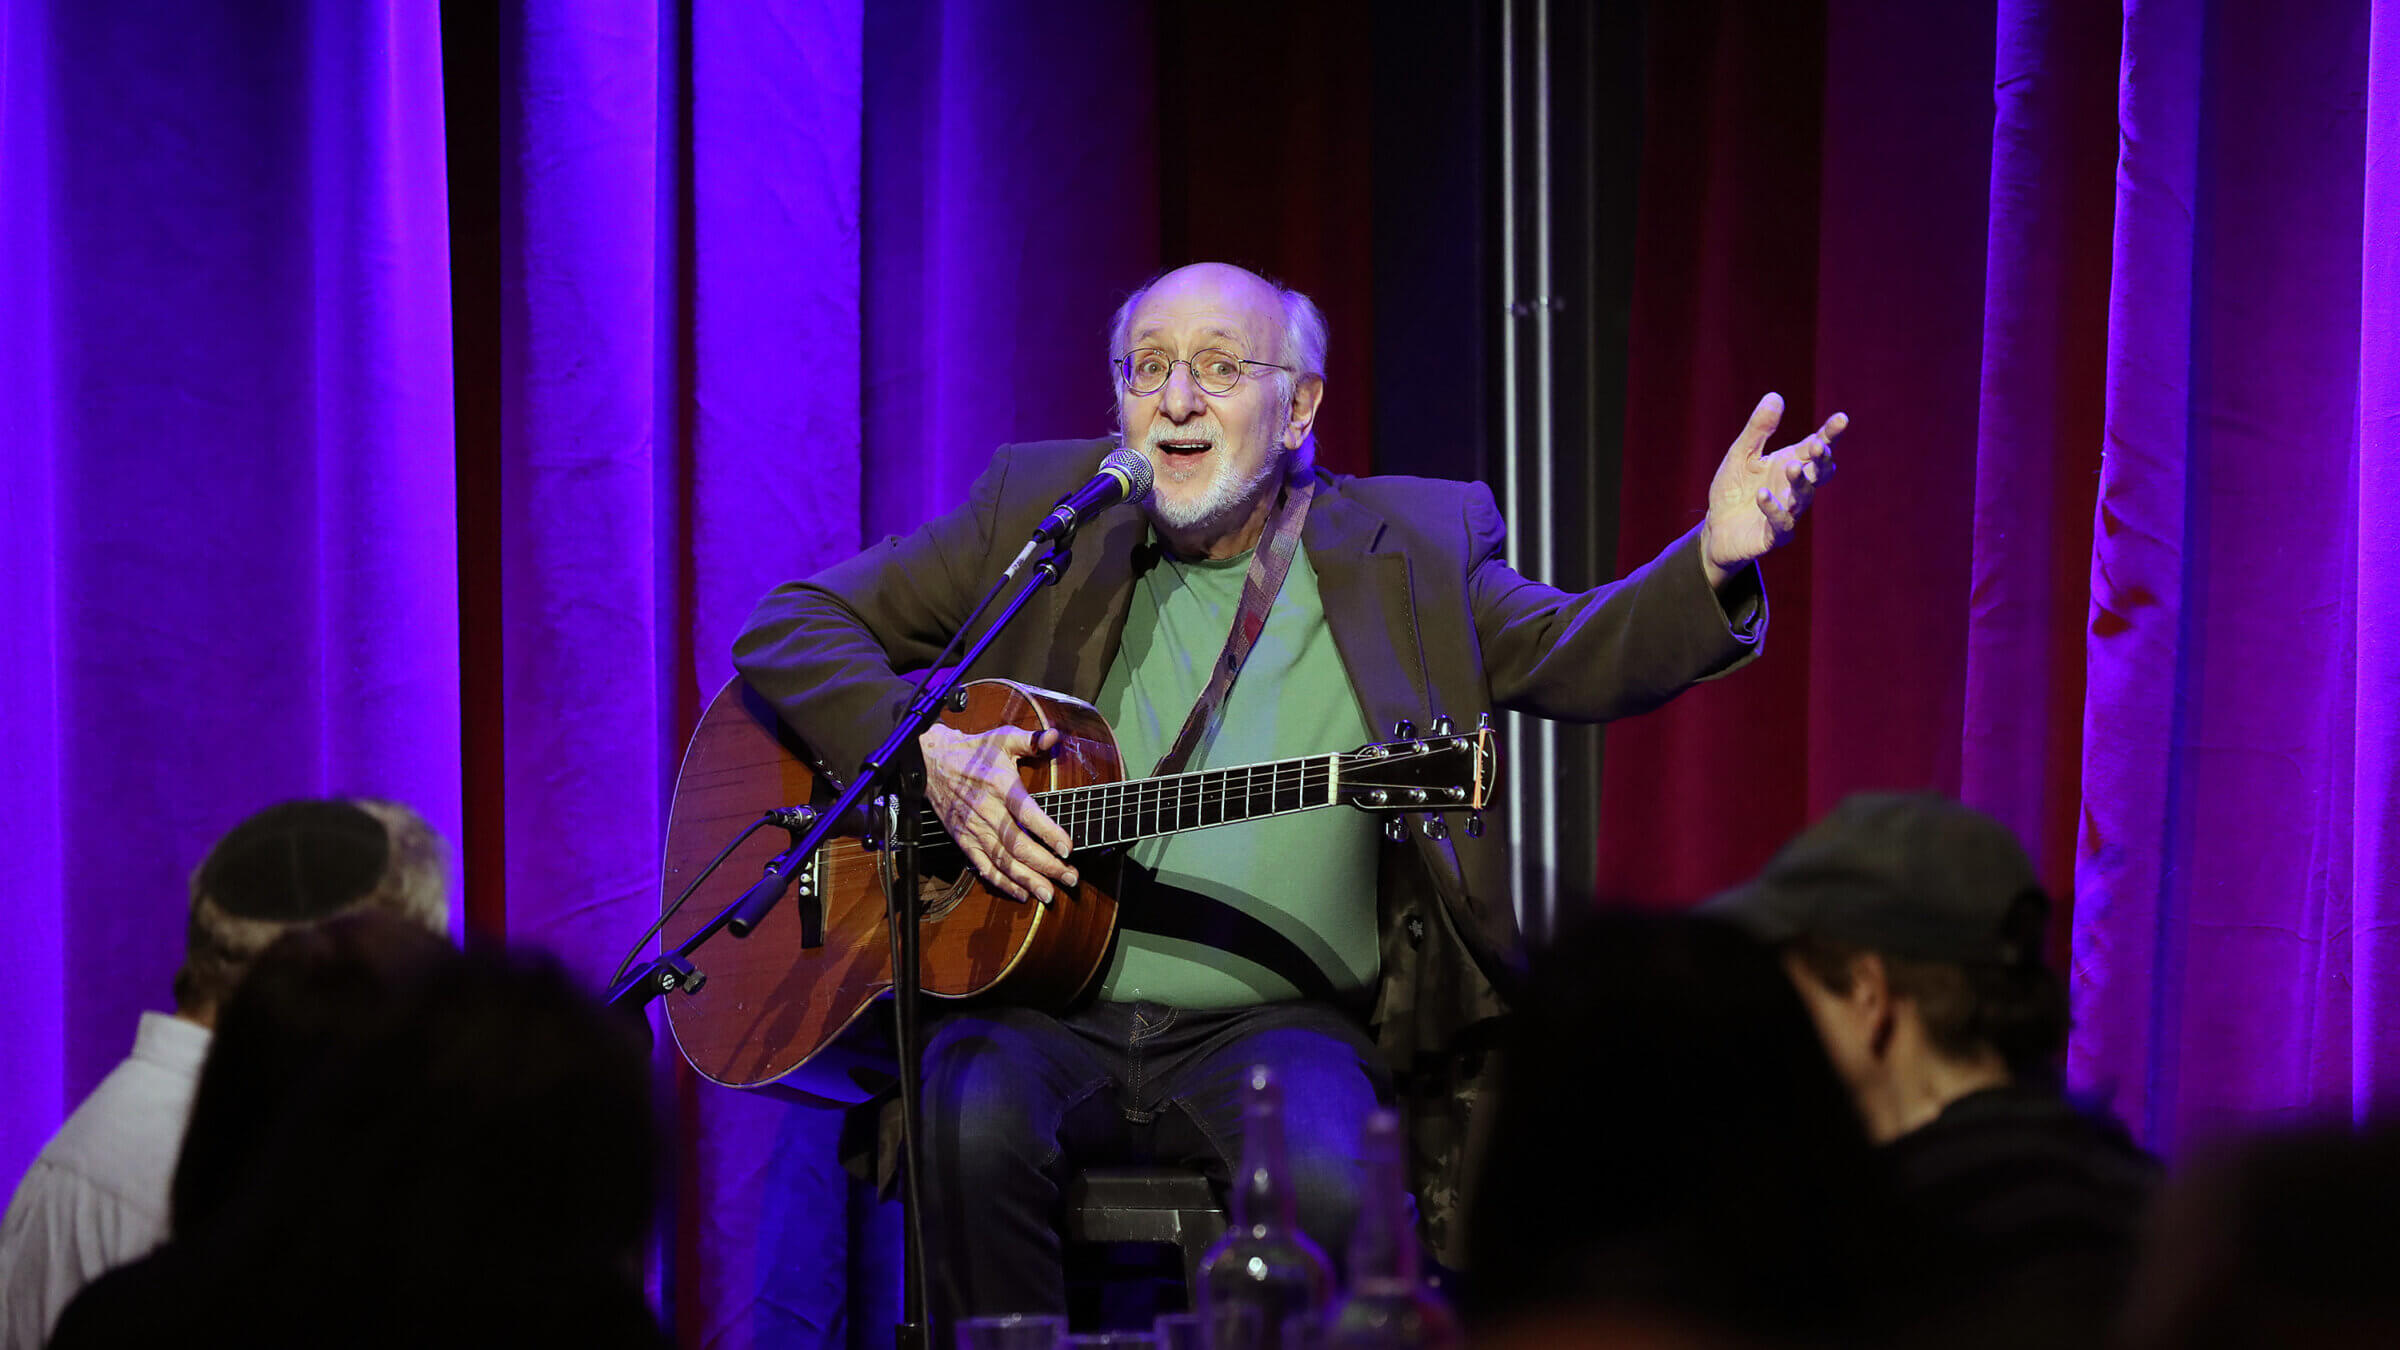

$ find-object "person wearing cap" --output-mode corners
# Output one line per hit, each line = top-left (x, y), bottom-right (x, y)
(1705, 791), (2158, 1346)
(0, 798), (451, 1350)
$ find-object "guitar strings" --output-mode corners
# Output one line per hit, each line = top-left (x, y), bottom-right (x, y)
(1048, 761), (1338, 851)
(897, 744), (1472, 851)
(1038, 746), (1469, 851)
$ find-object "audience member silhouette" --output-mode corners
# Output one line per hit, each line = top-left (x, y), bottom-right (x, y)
(167, 911), (453, 1243)
(0, 797), (449, 1349)
(49, 929), (665, 1349)
(2119, 1119), (2400, 1350)
(1706, 792), (2158, 1348)
(1464, 911), (1895, 1347)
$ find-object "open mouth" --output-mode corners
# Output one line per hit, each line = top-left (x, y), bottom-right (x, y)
(1155, 439), (1214, 462)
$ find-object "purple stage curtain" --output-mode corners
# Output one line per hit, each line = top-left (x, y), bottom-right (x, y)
(2365, 0), (2400, 1126)
(498, 3), (855, 1341)
(5, 2), (1153, 1343)
(498, 5), (878, 1343)
(861, 2), (1159, 541)
(1961, 0), (2118, 928)
(498, 5), (1156, 1344)
(2072, 0), (2398, 1144)
(0, 0), (459, 1184)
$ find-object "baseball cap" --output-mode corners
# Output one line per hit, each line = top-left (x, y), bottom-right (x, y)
(1702, 792), (2051, 966)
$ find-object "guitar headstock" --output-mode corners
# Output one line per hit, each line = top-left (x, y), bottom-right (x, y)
(1337, 719), (1498, 814)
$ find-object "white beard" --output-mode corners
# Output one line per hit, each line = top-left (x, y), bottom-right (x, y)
(1135, 383), (1293, 540)
(1144, 431), (1284, 537)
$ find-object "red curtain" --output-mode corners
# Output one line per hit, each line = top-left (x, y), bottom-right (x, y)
(1156, 0), (1378, 477)
(1599, 0), (2116, 954)
(1602, 0), (1834, 902)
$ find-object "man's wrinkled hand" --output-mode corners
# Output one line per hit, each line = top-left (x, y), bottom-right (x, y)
(918, 722), (1077, 904)
(1700, 392), (1846, 588)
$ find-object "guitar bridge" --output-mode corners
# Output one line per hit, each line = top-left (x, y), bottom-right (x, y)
(795, 846), (825, 949)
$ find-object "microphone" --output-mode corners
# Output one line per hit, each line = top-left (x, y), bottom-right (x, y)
(1032, 449), (1154, 543)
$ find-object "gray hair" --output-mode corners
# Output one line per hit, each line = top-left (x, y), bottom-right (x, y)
(174, 798), (452, 1017)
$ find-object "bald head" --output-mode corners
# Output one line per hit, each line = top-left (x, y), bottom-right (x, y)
(1109, 262), (1328, 559)
(1109, 263), (1328, 383)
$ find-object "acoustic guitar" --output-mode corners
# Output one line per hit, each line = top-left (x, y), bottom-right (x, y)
(658, 676), (1496, 1103)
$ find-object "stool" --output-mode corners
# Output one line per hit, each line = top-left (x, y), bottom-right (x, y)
(1062, 1165), (1229, 1314)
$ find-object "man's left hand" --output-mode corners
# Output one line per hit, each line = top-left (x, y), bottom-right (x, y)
(1700, 392), (1846, 589)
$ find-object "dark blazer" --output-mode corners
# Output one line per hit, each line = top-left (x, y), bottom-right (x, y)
(732, 437), (1763, 1263)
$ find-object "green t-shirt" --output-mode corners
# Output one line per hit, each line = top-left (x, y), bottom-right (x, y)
(1093, 541), (1381, 1008)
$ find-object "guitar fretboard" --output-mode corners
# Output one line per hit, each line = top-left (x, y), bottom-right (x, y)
(914, 754), (1343, 851)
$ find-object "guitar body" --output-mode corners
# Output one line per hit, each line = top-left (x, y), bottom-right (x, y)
(659, 677), (1124, 1101)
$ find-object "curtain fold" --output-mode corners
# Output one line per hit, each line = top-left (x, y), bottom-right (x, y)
(0, 0), (67, 1185)
(2358, 0), (2400, 1124)
(498, 5), (1157, 1343)
(1961, 0), (2117, 925)
(2072, 0), (2381, 1145)
(497, 3), (874, 1342)
(0, 0), (459, 1186)
(500, 0), (671, 988)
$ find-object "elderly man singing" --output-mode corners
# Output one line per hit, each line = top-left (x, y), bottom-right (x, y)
(734, 261), (1841, 1325)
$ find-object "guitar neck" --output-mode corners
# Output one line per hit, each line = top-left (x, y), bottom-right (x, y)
(1040, 754), (1344, 849)
(897, 729), (1485, 853)
(972, 755), (1343, 851)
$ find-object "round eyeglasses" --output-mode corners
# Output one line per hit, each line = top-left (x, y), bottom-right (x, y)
(1115, 347), (1293, 397)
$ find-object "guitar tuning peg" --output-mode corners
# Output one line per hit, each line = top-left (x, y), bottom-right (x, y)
(1384, 817), (1408, 844)
(1421, 815), (1448, 841)
(1430, 714), (1455, 735)
(1476, 712), (1492, 732)
(1391, 719), (1415, 740)
(1465, 812), (1484, 838)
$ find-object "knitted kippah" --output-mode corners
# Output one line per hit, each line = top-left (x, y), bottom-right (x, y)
(196, 799), (391, 921)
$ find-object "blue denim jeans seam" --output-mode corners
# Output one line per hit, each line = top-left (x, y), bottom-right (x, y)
(1128, 1007), (1174, 1117)
(1171, 1094), (1237, 1175)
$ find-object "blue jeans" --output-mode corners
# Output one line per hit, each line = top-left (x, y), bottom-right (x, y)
(918, 998), (1390, 1326)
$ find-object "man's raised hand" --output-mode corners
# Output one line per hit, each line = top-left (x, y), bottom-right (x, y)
(1700, 392), (1846, 588)
(918, 721), (1077, 905)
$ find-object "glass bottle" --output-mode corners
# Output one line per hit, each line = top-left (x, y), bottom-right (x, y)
(1198, 1065), (1332, 1350)
(1321, 1110), (1461, 1349)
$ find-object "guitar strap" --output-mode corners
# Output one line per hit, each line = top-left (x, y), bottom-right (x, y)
(1148, 471), (1316, 779)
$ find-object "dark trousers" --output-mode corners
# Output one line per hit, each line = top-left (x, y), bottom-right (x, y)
(918, 998), (1390, 1327)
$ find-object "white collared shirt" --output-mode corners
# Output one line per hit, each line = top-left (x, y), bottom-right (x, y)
(0, 1012), (211, 1350)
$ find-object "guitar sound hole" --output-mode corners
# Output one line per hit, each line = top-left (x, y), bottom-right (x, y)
(918, 871), (979, 921)
(900, 840), (983, 921)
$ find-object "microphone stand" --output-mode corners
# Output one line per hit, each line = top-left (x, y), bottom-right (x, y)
(606, 533), (1080, 1350)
